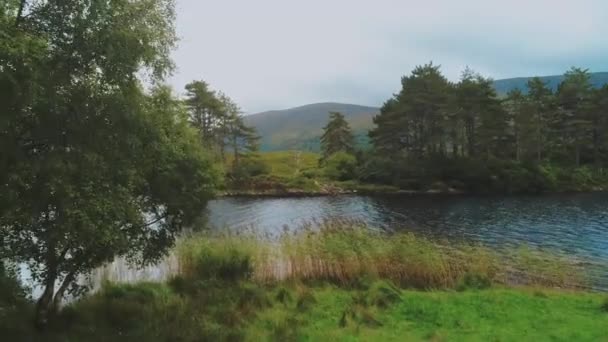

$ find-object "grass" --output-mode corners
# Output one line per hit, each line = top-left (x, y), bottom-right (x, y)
(178, 220), (587, 290)
(226, 151), (407, 195)
(5, 281), (607, 341)
(2, 225), (605, 341)
(257, 151), (320, 179)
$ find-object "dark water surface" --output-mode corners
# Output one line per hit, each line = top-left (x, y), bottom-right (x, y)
(206, 193), (608, 289)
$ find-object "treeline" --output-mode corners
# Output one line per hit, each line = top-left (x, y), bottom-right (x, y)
(321, 64), (608, 192)
(182, 81), (265, 180)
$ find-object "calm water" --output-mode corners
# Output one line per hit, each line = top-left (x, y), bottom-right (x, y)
(206, 193), (608, 289)
(22, 193), (608, 297)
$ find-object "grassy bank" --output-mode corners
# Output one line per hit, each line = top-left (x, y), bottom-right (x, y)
(224, 151), (608, 196)
(223, 151), (404, 196)
(6, 281), (606, 341)
(2, 226), (607, 341)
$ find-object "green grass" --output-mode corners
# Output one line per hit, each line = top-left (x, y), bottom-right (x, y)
(3, 228), (605, 341)
(5, 281), (607, 341)
(248, 285), (608, 341)
(257, 151), (320, 179)
(227, 151), (403, 194)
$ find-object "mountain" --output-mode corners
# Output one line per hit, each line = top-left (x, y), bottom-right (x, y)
(493, 72), (608, 95)
(247, 73), (608, 151)
(244, 102), (379, 151)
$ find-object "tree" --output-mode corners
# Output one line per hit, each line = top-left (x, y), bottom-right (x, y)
(320, 111), (355, 161)
(504, 89), (535, 161)
(184, 80), (224, 149)
(454, 69), (508, 159)
(370, 63), (451, 159)
(556, 67), (593, 166)
(588, 85), (608, 166)
(526, 77), (553, 162)
(0, 0), (219, 327)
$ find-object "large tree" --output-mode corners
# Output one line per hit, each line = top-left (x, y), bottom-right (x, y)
(555, 67), (593, 166)
(370, 63), (451, 158)
(526, 77), (554, 162)
(320, 111), (355, 161)
(0, 0), (218, 327)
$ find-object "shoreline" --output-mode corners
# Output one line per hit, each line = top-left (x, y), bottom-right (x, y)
(217, 187), (607, 198)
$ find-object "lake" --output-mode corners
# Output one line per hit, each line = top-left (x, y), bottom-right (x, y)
(24, 193), (608, 297)
(205, 193), (608, 289)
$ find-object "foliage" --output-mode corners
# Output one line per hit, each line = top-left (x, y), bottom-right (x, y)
(0, 0), (219, 326)
(364, 64), (608, 193)
(323, 152), (357, 181)
(320, 111), (355, 161)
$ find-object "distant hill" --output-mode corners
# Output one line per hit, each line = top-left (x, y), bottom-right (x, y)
(493, 72), (608, 95)
(244, 102), (379, 151)
(248, 73), (608, 151)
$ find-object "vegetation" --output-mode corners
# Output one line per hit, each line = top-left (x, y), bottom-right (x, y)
(320, 111), (355, 161)
(364, 64), (608, 193)
(2, 0), (608, 339)
(0, 0), (219, 327)
(1, 226), (606, 341)
(244, 103), (378, 152)
(184, 80), (262, 178)
(179, 221), (586, 289)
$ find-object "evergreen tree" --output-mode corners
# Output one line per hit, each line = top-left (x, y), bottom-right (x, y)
(184, 80), (224, 149)
(526, 77), (553, 162)
(370, 63), (451, 158)
(556, 67), (593, 166)
(320, 111), (355, 161)
(504, 89), (535, 161)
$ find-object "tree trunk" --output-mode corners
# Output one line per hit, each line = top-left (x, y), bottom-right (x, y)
(16, 0), (26, 27)
(51, 270), (77, 313)
(593, 127), (600, 168)
(35, 274), (56, 330)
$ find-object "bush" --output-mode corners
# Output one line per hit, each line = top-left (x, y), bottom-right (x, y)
(178, 238), (255, 282)
(323, 152), (357, 181)
(230, 157), (270, 180)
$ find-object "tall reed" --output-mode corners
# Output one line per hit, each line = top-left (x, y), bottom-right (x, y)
(176, 219), (586, 290)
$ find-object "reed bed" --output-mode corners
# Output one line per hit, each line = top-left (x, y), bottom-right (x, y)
(176, 218), (587, 290)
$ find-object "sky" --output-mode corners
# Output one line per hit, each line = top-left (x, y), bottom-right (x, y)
(169, 0), (608, 113)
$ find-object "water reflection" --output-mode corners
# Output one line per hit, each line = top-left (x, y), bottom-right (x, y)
(205, 193), (608, 288)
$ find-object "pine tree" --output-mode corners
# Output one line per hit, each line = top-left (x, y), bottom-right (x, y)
(320, 111), (355, 161)
(556, 67), (593, 166)
(369, 63), (451, 158)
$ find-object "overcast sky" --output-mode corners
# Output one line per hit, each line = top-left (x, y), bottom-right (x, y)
(169, 0), (608, 113)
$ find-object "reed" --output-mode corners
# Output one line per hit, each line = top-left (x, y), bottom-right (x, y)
(176, 219), (586, 290)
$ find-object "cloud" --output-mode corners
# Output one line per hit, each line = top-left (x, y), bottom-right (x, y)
(169, 0), (608, 113)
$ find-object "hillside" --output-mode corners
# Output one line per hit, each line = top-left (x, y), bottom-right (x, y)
(244, 102), (379, 151)
(247, 73), (608, 151)
(493, 72), (608, 95)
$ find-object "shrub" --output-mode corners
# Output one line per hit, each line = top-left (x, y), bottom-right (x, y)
(323, 152), (357, 181)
